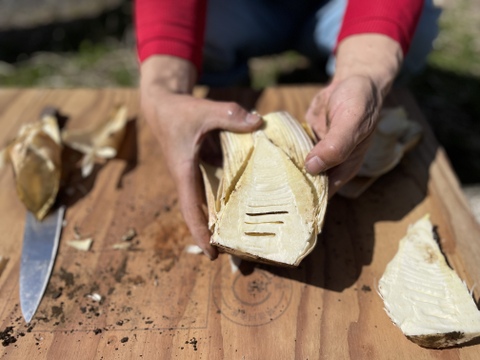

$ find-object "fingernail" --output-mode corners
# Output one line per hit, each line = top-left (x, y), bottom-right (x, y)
(305, 156), (326, 174)
(245, 112), (262, 124)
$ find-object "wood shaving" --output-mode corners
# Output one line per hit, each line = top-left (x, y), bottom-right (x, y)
(61, 105), (128, 178)
(86, 293), (102, 302)
(66, 238), (93, 251)
(121, 228), (137, 242)
(112, 242), (132, 250)
(184, 245), (203, 255)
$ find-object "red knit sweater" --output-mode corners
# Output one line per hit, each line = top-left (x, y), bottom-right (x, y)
(135, 0), (423, 72)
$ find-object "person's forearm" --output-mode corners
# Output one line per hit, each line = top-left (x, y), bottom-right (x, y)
(135, 0), (207, 73)
(140, 55), (197, 95)
(333, 34), (403, 98)
(336, 0), (423, 58)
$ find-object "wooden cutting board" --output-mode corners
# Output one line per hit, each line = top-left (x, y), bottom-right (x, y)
(0, 87), (479, 359)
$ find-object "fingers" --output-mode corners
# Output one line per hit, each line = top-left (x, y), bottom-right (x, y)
(326, 133), (373, 197)
(143, 91), (265, 261)
(203, 101), (263, 133)
(305, 90), (330, 140)
(305, 126), (356, 175)
(305, 81), (378, 176)
(175, 161), (218, 260)
(326, 147), (366, 197)
(327, 167), (354, 198)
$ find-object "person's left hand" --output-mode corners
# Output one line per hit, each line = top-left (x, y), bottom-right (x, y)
(304, 75), (381, 196)
(304, 34), (403, 197)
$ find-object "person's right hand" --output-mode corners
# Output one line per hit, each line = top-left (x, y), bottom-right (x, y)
(140, 56), (263, 260)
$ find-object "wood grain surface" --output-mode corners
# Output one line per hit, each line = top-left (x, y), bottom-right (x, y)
(0, 87), (479, 359)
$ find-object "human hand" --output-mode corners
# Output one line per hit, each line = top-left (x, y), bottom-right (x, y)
(305, 76), (380, 195)
(304, 34), (403, 196)
(140, 56), (263, 259)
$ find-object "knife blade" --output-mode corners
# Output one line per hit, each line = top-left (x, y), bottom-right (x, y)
(20, 206), (65, 323)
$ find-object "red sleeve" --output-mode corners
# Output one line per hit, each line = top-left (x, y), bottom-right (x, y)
(336, 0), (424, 54)
(134, 0), (207, 72)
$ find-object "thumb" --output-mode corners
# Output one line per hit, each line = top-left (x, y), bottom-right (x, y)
(204, 101), (263, 133)
(174, 161), (219, 260)
(304, 129), (356, 175)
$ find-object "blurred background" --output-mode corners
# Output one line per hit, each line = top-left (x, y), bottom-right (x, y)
(0, 0), (478, 219)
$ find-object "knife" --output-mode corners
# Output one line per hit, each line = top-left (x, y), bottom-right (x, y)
(20, 206), (65, 323)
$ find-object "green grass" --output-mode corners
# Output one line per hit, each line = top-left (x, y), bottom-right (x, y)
(0, 40), (138, 87)
(427, 1), (480, 78)
(0, 2), (478, 88)
(407, 1), (480, 183)
(76, 40), (111, 67)
(0, 64), (55, 86)
(0, 1), (478, 182)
